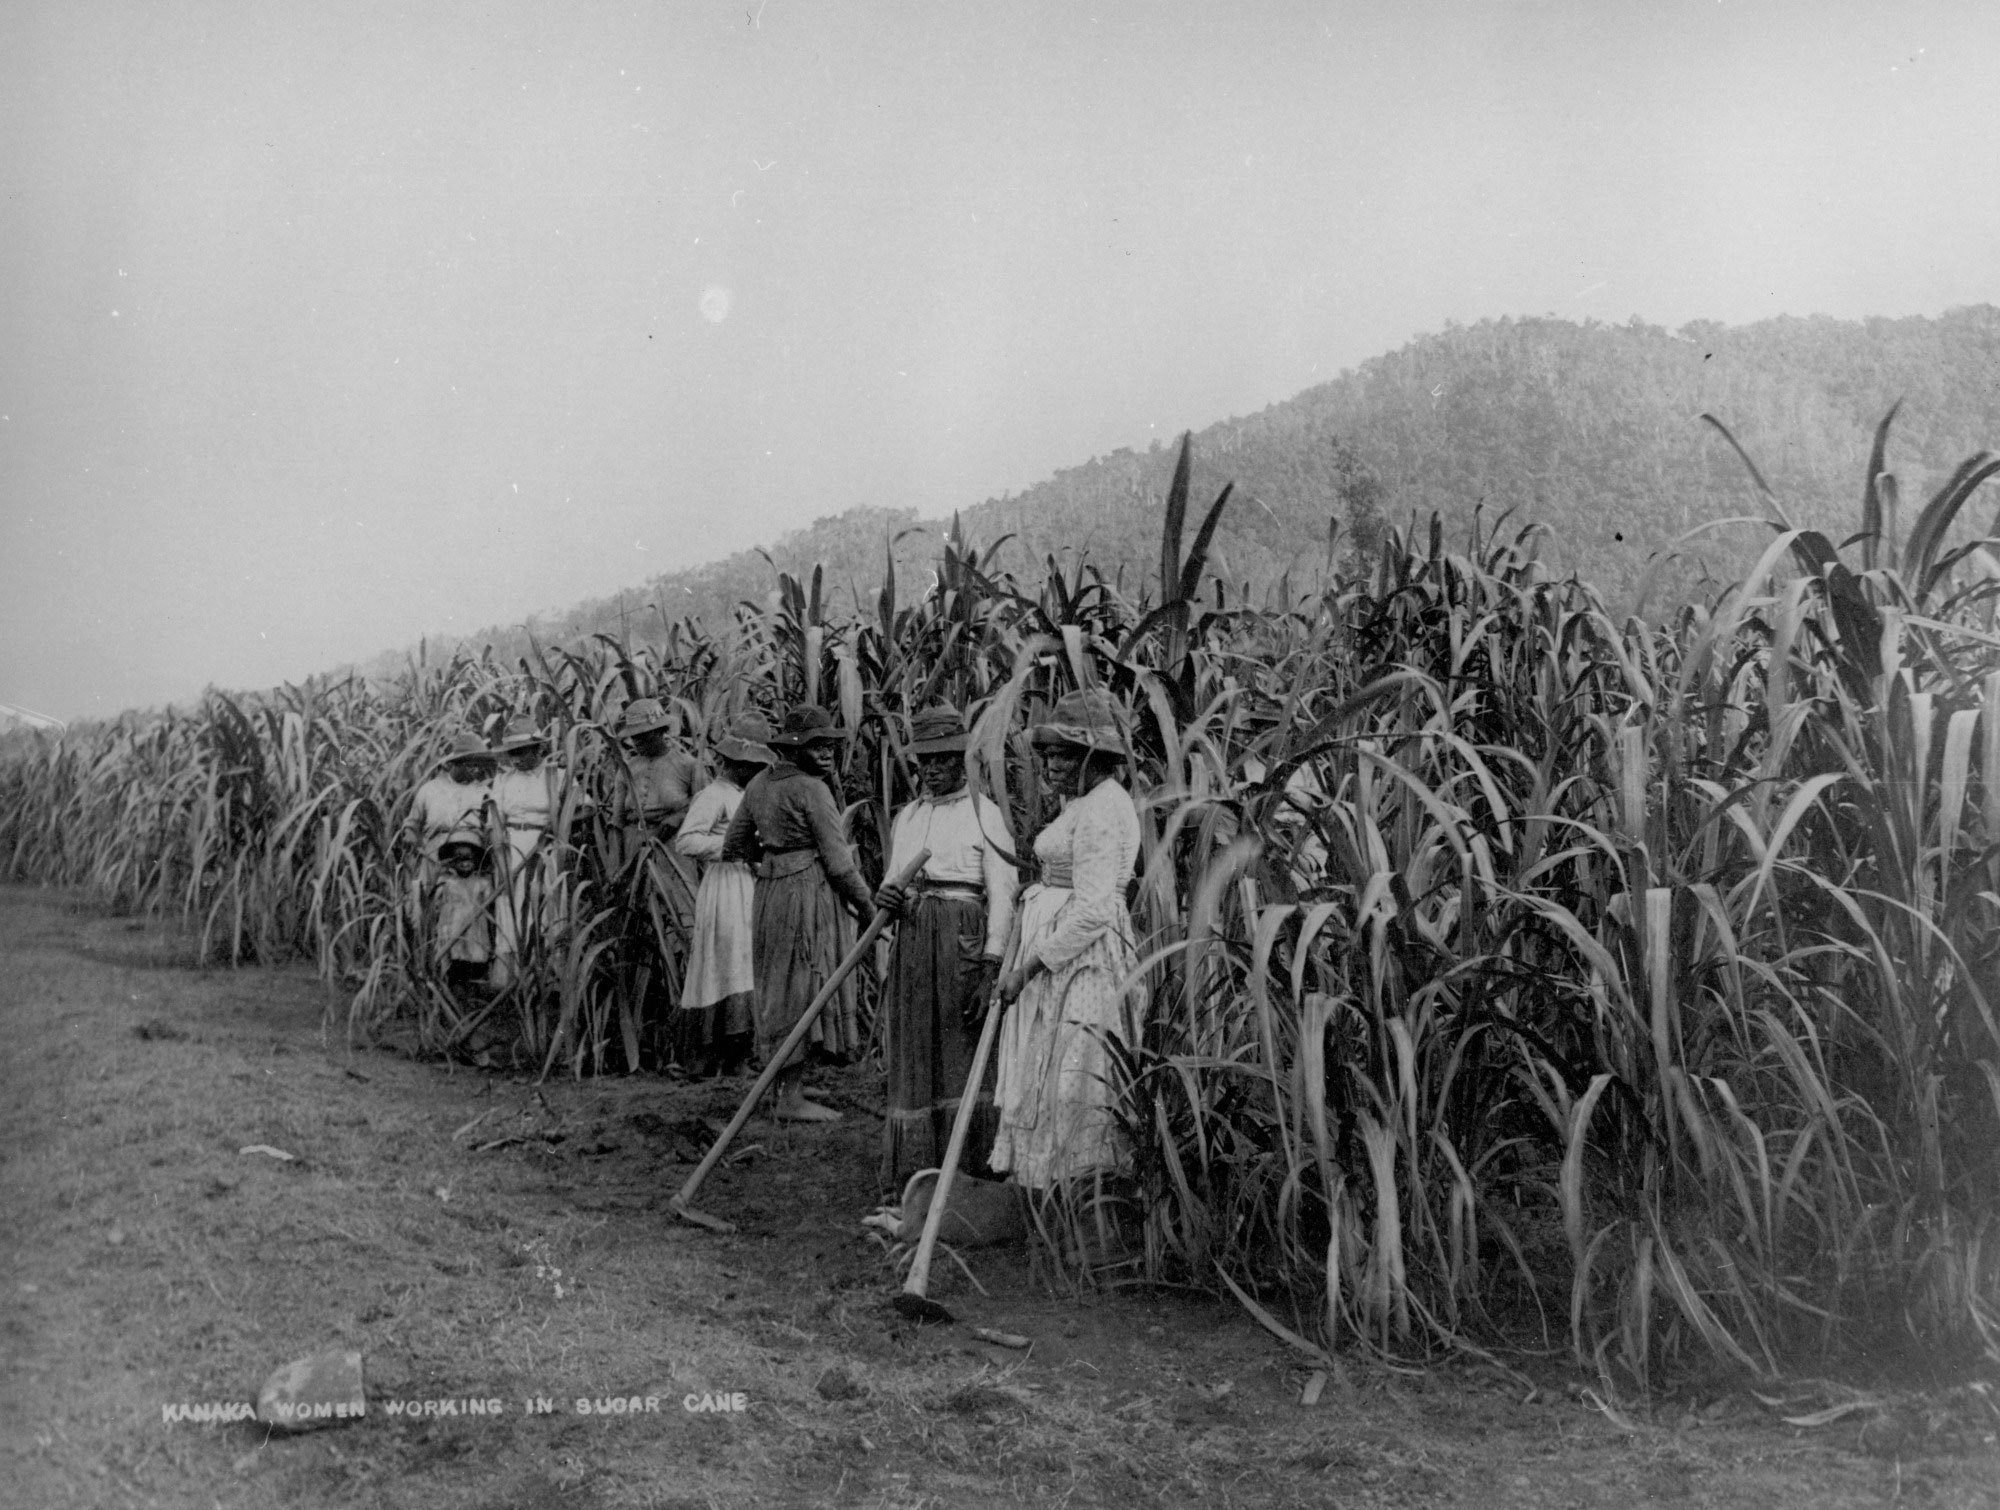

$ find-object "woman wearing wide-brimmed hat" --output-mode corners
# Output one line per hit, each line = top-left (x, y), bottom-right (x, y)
(404, 732), (499, 993)
(871, 704), (1018, 1188)
(613, 696), (701, 844)
(990, 688), (1146, 1190)
(719, 704), (875, 1121)
(404, 731), (497, 864)
(489, 715), (589, 987)
(606, 695), (705, 1010)
(670, 713), (778, 1076)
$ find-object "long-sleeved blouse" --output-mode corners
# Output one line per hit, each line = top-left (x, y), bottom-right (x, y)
(1023, 778), (1140, 971)
(884, 789), (1018, 956)
(492, 765), (562, 834)
(407, 775), (492, 861)
(720, 763), (872, 912)
(672, 780), (741, 863)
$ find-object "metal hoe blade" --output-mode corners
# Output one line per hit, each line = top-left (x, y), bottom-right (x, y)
(666, 1198), (735, 1234)
(666, 849), (933, 1233)
(890, 1292), (955, 1325)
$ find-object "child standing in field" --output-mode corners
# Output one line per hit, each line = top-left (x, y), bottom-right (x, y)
(405, 732), (499, 992)
(431, 839), (495, 990)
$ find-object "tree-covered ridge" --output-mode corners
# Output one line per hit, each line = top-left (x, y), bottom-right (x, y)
(373, 305), (2000, 670)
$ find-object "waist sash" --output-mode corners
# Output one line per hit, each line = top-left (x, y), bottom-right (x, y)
(758, 848), (824, 881)
(908, 879), (984, 905)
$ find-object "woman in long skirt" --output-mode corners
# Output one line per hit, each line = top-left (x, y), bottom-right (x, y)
(489, 716), (589, 987)
(993, 689), (1145, 1190)
(871, 705), (1018, 1190)
(720, 704), (875, 1122)
(611, 696), (703, 989)
(671, 715), (775, 1074)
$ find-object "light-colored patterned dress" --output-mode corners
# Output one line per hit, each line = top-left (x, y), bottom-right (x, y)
(990, 778), (1144, 1190)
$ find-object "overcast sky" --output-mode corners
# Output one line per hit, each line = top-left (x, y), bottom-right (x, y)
(3, 1), (1996, 721)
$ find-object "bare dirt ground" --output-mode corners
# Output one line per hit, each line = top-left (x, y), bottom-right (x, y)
(2, 883), (1996, 1509)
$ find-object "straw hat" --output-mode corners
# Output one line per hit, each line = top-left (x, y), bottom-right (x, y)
(435, 731), (494, 769)
(766, 704), (847, 749)
(1031, 688), (1127, 754)
(497, 716), (547, 752)
(907, 705), (969, 756)
(714, 712), (778, 766)
(617, 697), (672, 739)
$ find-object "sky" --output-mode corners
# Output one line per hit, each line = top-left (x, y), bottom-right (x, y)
(3, 0), (1998, 721)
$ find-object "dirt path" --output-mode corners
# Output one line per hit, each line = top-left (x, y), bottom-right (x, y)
(1, 884), (1993, 1508)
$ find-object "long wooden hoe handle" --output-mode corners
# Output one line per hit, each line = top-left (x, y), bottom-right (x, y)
(902, 982), (1006, 1300)
(669, 848), (931, 1232)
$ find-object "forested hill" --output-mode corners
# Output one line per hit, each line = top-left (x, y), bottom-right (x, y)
(370, 306), (2000, 671)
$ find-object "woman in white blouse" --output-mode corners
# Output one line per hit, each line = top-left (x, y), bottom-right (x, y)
(672, 714), (776, 1076)
(991, 689), (1145, 1191)
(489, 715), (589, 987)
(872, 705), (1019, 1189)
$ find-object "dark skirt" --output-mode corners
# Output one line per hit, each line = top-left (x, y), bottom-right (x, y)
(669, 989), (754, 1070)
(880, 892), (997, 1191)
(751, 853), (862, 1069)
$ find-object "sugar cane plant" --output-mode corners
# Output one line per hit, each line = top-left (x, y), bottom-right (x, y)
(4, 424), (1998, 1392)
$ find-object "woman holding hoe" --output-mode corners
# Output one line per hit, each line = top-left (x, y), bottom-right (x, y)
(872, 704), (1018, 1189)
(991, 689), (1145, 1190)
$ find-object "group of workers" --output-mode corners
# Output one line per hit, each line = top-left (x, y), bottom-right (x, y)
(404, 715), (586, 992)
(403, 688), (1146, 1196)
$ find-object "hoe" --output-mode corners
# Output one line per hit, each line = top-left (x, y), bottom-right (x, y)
(668, 849), (930, 1233)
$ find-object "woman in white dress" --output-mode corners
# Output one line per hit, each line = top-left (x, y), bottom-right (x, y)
(991, 689), (1145, 1191)
(671, 714), (775, 1075)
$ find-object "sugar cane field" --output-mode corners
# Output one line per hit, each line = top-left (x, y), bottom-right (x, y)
(3, 430), (1999, 1507)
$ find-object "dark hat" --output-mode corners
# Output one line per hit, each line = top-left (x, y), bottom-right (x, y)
(436, 838), (488, 864)
(497, 716), (547, 752)
(436, 731), (495, 769)
(714, 712), (778, 765)
(766, 704), (847, 749)
(617, 697), (672, 738)
(907, 705), (969, 756)
(1031, 688), (1127, 754)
